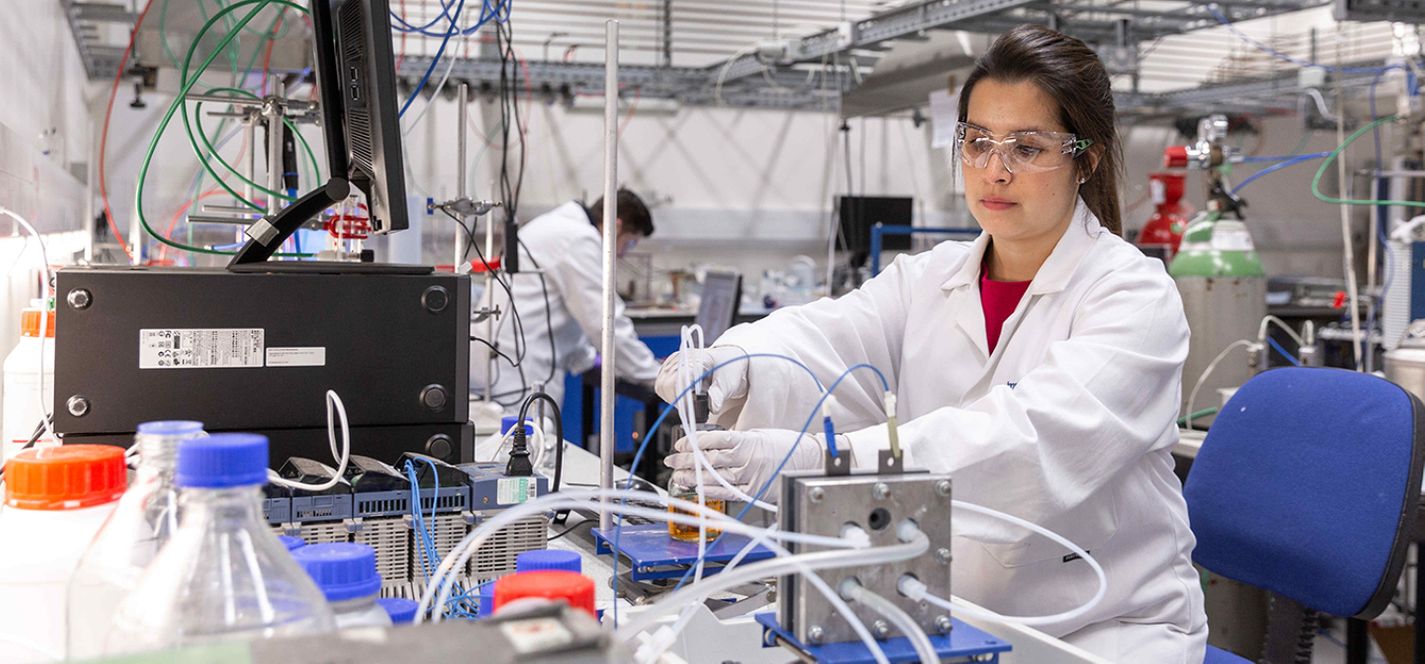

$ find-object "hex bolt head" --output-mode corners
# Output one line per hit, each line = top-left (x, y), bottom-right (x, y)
(935, 480), (952, 497)
(872, 620), (890, 638)
(67, 395), (90, 417)
(67, 288), (92, 310)
(807, 625), (825, 644)
(872, 482), (891, 500)
(936, 547), (953, 565)
(936, 615), (953, 634)
(809, 487), (825, 503)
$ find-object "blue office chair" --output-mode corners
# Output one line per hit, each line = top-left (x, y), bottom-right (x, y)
(1184, 367), (1425, 664)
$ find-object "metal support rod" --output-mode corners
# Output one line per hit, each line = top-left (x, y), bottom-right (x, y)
(456, 83), (469, 274)
(245, 110), (258, 245)
(265, 81), (285, 217)
(599, 20), (620, 533)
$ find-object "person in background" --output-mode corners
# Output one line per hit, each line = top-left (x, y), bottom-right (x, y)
(472, 188), (661, 414)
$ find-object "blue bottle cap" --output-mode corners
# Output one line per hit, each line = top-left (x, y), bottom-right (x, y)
(378, 597), (419, 624)
(501, 416), (532, 436)
(278, 535), (307, 551)
(176, 433), (269, 488)
(136, 420), (205, 436)
(477, 580), (497, 617)
(292, 542), (383, 602)
(516, 549), (582, 574)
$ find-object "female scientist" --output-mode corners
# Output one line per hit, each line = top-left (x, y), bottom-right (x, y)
(657, 25), (1207, 662)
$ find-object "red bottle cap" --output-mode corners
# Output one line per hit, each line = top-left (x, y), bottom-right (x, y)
(4, 444), (126, 510)
(1163, 146), (1189, 169)
(493, 570), (595, 618)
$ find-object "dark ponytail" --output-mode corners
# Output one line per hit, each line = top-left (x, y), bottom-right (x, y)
(956, 25), (1123, 235)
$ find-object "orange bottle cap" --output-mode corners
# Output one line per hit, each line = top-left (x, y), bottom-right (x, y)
(20, 309), (55, 338)
(4, 444), (126, 510)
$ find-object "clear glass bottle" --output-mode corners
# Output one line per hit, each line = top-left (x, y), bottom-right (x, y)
(105, 433), (335, 654)
(667, 393), (725, 542)
(292, 543), (391, 630)
(66, 420), (204, 660)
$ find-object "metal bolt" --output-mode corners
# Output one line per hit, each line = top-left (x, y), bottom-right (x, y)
(935, 480), (952, 497)
(935, 615), (952, 634)
(67, 288), (91, 310)
(807, 625), (825, 644)
(872, 482), (890, 500)
(872, 620), (890, 638)
(809, 487), (825, 503)
(936, 547), (952, 565)
(66, 395), (90, 417)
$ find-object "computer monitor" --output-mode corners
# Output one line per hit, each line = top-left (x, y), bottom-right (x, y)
(838, 196), (913, 268)
(695, 271), (742, 344)
(229, 0), (408, 266)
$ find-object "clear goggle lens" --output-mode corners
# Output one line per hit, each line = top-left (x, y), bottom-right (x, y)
(955, 122), (1091, 174)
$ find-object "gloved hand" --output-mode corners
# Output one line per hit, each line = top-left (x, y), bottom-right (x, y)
(654, 346), (751, 415)
(664, 429), (838, 503)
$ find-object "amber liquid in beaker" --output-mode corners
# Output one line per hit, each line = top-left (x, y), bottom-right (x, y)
(668, 492), (725, 542)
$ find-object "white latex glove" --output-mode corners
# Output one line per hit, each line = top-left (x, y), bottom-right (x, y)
(654, 346), (751, 415)
(664, 429), (838, 503)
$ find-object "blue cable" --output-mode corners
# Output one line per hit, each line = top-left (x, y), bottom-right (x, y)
(391, 0), (506, 36)
(398, 0), (468, 118)
(1267, 337), (1302, 367)
(1230, 153), (1331, 195)
(822, 416), (839, 457)
(1207, 6), (1401, 76)
(610, 351), (828, 627)
(666, 363), (892, 594)
(1238, 151), (1332, 164)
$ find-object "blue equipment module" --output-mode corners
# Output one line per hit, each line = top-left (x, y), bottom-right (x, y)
(755, 612), (1011, 663)
(592, 523), (777, 582)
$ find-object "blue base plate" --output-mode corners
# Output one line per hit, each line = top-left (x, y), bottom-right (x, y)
(592, 524), (777, 581)
(755, 612), (1011, 664)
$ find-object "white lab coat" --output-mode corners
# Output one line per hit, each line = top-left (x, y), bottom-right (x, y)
(471, 201), (661, 412)
(717, 199), (1208, 662)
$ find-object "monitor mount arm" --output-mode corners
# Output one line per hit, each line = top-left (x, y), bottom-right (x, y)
(227, 178), (350, 267)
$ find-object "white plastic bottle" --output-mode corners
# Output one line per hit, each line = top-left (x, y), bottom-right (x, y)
(106, 433), (335, 654)
(292, 543), (392, 630)
(2, 305), (55, 463)
(0, 445), (126, 664)
(66, 421), (205, 660)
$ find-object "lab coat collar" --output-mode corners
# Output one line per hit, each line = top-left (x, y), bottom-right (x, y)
(941, 197), (1103, 295)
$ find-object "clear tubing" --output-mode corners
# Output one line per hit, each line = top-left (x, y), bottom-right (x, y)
(642, 524), (892, 664)
(415, 489), (861, 621)
(1257, 315), (1306, 348)
(847, 583), (938, 664)
(896, 500), (1108, 627)
(614, 534), (929, 648)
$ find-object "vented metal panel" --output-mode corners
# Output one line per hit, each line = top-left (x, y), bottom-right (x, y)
(338, 0), (376, 179)
(470, 514), (549, 581)
(354, 518), (414, 593)
(296, 521), (352, 545)
(412, 513), (470, 583)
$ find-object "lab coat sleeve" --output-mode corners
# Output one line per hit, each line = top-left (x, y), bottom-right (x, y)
(549, 233), (661, 383)
(843, 267), (1189, 544)
(716, 252), (927, 431)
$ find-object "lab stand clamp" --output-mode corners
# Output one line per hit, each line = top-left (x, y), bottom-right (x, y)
(780, 463), (954, 646)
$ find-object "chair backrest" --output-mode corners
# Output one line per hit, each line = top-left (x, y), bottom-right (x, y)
(1184, 367), (1425, 619)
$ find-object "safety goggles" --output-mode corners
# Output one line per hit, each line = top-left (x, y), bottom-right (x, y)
(955, 122), (1093, 174)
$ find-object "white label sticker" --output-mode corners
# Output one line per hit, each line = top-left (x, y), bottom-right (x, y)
(1211, 227), (1256, 252)
(499, 617), (574, 654)
(266, 347), (327, 367)
(140, 329), (264, 369)
(497, 477), (538, 505)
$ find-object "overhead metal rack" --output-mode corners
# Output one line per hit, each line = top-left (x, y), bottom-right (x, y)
(65, 0), (1361, 114)
(60, 0), (136, 80)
